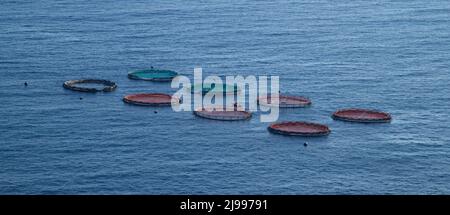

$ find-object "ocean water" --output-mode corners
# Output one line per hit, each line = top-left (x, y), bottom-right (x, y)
(1, 0), (449, 194)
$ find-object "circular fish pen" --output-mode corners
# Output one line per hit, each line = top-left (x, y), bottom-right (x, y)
(188, 83), (240, 95)
(259, 95), (311, 108)
(63, 79), (117, 93)
(332, 108), (391, 123)
(128, 69), (178, 81)
(123, 93), (178, 106)
(193, 108), (252, 121)
(268, 121), (330, 137)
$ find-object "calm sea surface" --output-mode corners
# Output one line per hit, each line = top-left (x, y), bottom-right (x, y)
(1, 0), (449, 194)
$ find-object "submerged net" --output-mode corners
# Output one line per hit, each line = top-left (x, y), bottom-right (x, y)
(259, 95), (311, 108)
(188, 83), (240, 95)
(63, 79), (117, 93)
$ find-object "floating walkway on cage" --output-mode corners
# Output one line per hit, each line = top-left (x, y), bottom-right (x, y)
(128, 68), (178, 81)
(332, 108), (391, 123)
(268, 121), (330, 137)
(123, 93), (178, 106)
(193, 107), (251, 121)
(187, 83), (240, 95)
(63, 79), (117, 93)
(258, 95), (311, 108)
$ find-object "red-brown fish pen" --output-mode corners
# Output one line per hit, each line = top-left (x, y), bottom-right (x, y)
(332, 108), (391, 123)
(268, 121), (330, 137)
(193, 108), (252, 121)
(123, 93), (178, 106)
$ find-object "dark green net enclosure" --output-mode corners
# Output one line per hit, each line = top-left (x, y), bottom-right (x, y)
(128, 69), (178, 81)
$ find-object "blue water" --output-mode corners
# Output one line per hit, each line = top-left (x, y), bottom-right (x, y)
(1, 0), (449, 194)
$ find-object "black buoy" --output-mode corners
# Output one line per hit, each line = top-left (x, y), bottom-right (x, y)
(154, 111), (158, 114)
(303, 142), (308, 147)
(79, 97), (83, 100)
(151, 66), (154, 69)
(24, 82), (28, 86)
